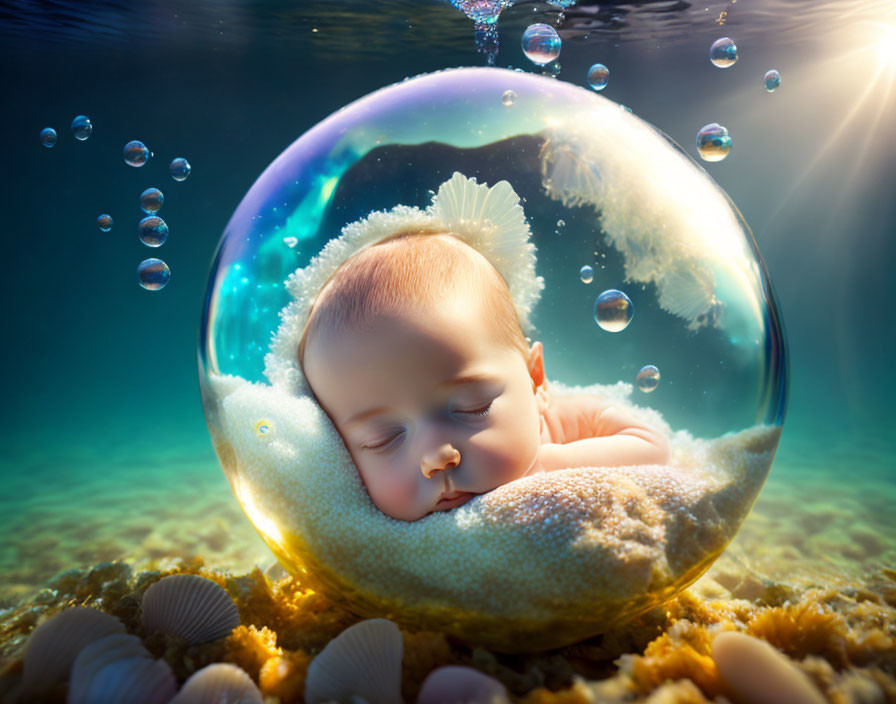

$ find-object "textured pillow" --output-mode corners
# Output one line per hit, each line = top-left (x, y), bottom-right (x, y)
(207, 372), (778, 652)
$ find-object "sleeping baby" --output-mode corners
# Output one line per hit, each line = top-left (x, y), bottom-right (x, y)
(298, 227), (670, 522)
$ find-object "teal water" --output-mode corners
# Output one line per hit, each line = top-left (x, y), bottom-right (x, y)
(2, 0), (895, 605)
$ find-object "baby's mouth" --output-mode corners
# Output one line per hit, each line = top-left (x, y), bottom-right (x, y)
(435, 491), (476, 510)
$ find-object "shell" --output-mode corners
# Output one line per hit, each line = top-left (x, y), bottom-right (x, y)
(169, 663), (263, 703)
(305, 619), (403, 704)
(712, 632), (827, 704)
(68, 633), (152, 704)
(141, 574), (240, 645)
(417, 666), (508, 704)
(81, 656), (177, 704)
(20, 606), (126, 697)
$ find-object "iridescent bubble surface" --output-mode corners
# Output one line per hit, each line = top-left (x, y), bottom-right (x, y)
(97, 214), (114, 232)
(137, 258), (170, 290)
(502, 90), (516, 106)
(637, 365), (661, 392)
(579, 265), (593, 284)
(587, 63), (609, 91)
(138, 216), (169, 247)
(696, 123), (732, 162)
(710, 37), (738, 67)
(124, 140), (150, 168)
(71, 115), (92, 141)
(594, 289), (633, 332)
(169, 157), (191, 181)
(198, 67), (788, 652)
(40, 128), (57, 148)
(764, 69), (781, 92)
(521, 24), (561, 66)
(140, 188), (164, 214)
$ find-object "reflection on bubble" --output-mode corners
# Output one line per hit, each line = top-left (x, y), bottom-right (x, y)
(696, 123), (732, 162)
(97, 214), (114, 232)
(587, 63), (609, 91)
(170, 157), (191, 181)
(140, 188), (164, 214)
(71, 115), (92, 141)
(637, 365), (661, 392)
(544, 61), (562, 78)
(594, 289), (633, 332)
(522, 24), (561, 66)
(138, 215), (169, 247)
(40, 128), (57, 148)
(502, 90), (517, 106)
(255, 419), (273, 437)
(283, 237), (298, 248)
(764, 69), (781, 92)
(137, 258), (170, 290)
(710, 37), (738, 67)
(579, 265), (593, 284)
(124, 140), (150, 167)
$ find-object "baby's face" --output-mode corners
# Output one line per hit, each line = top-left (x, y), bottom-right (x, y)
(303, 297), (544, 521)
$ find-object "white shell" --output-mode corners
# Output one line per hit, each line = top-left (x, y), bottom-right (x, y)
(417, 666), (508, 704)
(141, 574), (240, 645)
(170, 663), (263, 703)
(21, 606), (126, 697)
(68, 633), (152, 704)
(305, 618), (403, 704)
(712, 632), (827, 704)
(82, 656), (177, 704)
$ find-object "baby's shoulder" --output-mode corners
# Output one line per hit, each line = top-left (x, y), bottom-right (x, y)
(545, 392), (614, 443)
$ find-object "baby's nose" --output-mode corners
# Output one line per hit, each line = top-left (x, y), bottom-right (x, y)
(421, 443), (461, 478)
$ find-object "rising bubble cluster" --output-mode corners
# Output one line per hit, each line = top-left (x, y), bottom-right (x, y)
(522, 24), (562, 66)
(696, 123), (732, 162)
(594, 289), (633, 332)
(710, 37), (738, 68)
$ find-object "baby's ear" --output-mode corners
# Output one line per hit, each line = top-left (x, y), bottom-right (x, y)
(527, 341), (546, 389)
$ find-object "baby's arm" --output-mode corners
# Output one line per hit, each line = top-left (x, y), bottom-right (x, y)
(537, 396), (670, 472)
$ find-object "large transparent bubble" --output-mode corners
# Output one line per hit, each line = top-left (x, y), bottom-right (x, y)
(199, 67), (788, 651)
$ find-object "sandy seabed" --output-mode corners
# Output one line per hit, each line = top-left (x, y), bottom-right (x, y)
(1, 454), (894, 703)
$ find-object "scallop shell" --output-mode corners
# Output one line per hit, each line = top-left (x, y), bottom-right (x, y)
(305, 619), (403, 704)
(20, 606), (126, 697)
(169, 663), (263, 704)
(141, 574), (240, 645)
(68, 633), (152, 704)
(417, 666), (508, 704)
(80, 656), (177, 704)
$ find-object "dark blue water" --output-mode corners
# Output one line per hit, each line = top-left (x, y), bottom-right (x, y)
(2, 0), (894, 603)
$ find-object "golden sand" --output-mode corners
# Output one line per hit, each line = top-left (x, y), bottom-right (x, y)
(1, 463), (894, 702)
(1, 552), (894, 703)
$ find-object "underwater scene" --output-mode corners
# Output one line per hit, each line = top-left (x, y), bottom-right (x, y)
(1, 1), (894, 702)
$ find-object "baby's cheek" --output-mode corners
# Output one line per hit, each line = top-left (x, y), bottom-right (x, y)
(369, 471), (418, 513)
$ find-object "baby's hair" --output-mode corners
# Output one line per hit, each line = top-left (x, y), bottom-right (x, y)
(298, 229), (530, 369)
